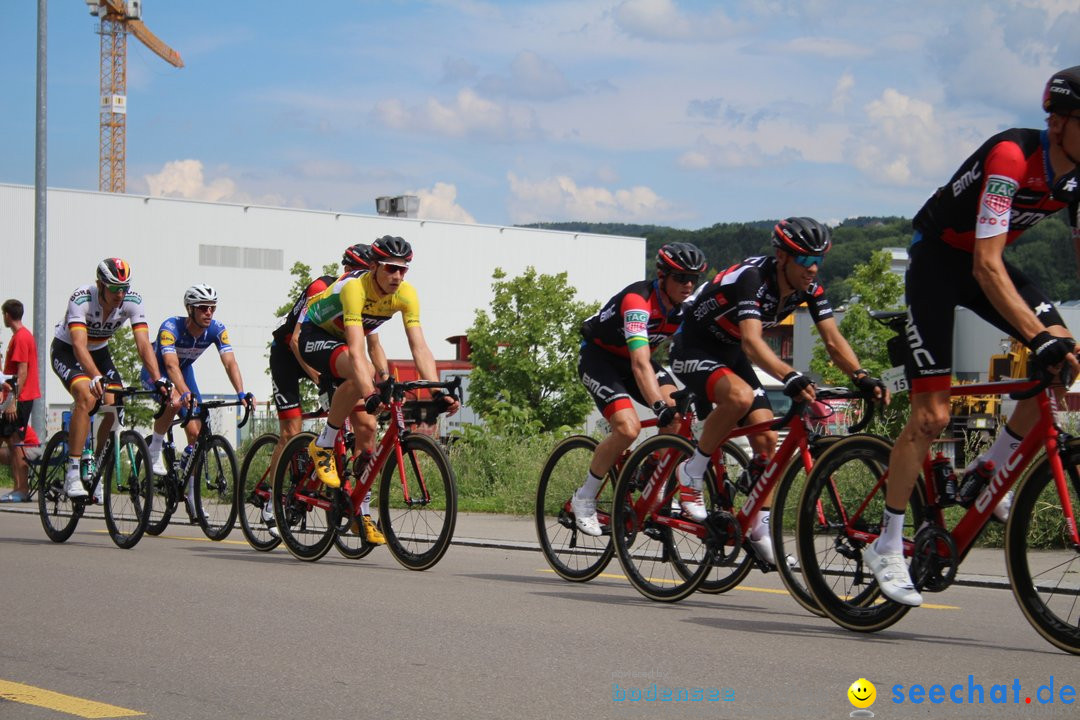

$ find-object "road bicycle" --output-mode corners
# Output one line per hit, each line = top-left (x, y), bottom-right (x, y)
(534, 388), (751, 583)
(37, 386), (160, 549)
(236, 409), (367, 558)
(795, 346), (1080, 654)
(272, 377), (460, 570)
(146, 394), (252, 540)
(610, 387), (874, 603)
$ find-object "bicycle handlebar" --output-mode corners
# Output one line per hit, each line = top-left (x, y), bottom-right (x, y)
(770, 385), (877, 434)
(180, 393), (255, 429)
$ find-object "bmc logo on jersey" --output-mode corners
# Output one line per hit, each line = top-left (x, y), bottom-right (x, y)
(982, 175), (1017, 215)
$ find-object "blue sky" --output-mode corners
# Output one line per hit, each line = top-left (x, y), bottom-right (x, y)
(1, 0), (1077, 228)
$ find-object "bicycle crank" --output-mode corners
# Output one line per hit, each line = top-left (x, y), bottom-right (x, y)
(910, 525), (958, 593)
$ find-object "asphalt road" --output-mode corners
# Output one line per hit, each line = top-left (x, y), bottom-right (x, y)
(1, 510), (1078, 720)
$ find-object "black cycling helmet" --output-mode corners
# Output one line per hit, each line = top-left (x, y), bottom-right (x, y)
(342, 243), (371, 270)
(656, 242), (707, 275)
(371, 235), (413, 264)
(1044, 65), (1080, 114)
(96, 257), (132, 287)
(772, 217), (832, 255)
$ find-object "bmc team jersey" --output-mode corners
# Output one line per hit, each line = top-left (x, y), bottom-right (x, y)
(272, 274), (337, 345)
(580, 279), (682, 358)
(304, 271), (420, 338)
(53, 284), (149, 350)
(680, 256), (833, 347)
(152, 316), (234, 371)
(913, 128), (1080, 251)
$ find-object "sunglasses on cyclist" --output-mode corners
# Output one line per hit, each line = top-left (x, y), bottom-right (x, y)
(193, 305), (216, 313)
(105, 284), (129, 293)
(381, 263), (409, 276)
(667, 272), (701, 284)
(789, 253), (824, 268)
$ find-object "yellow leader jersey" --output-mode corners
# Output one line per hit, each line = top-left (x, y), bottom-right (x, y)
(304, 270), (421, 338)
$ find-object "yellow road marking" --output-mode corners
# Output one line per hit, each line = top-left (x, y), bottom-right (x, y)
(0, 679), (144, 718)
(537, 569), (960, 609)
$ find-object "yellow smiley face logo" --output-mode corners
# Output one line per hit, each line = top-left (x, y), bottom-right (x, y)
(848, 678), (876, 709)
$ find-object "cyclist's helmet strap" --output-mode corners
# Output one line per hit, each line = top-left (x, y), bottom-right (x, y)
(96, 258), (132, 286)
(772, 217), (832, 255)
(656, 242), (707, 274)
(1044, 66), (1080, 114)
(371, 235), (413, 263)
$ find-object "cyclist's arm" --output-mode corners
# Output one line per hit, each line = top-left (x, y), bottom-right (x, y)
(739, 317), (793, 381)
(219, 351), (246, 397)
(628, 343), (666, 409)
(405, 325), (459, 414)
(161, 353), (190, 396)
(133, 327), (163, 382)
(345, 324), (376, 398)
(289, 325), (321, 384)
(68, 328), (104, 391)
(365, 332), (390, 380)
(972, 233), (1046, 343)
(814, 317), (862, 376)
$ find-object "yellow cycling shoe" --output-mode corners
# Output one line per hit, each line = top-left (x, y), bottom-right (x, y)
(361, 515), (386, 545)
(307, 439), (340, 488)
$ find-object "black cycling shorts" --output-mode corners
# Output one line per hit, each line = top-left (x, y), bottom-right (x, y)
(50, 339), (121, 393)
(269, 340), (308, 419)
(0, 399), (33, 439)
(669, 334), (772, 420)
(577, 341), (674, 419)
(904, 236), (1065, 393)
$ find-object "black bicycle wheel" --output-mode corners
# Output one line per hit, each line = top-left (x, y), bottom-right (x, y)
(334, 511), (377, 560)
(696, 441), (753, 594)
(1006, 437), (1080, 655)
(103, 430), (153, 549)
(37, 431), (83, 543)
(271, 432), (334, 561)
(378, 434), (456, 571)
(769, 434), (843, 616)
(612, 434), (715, 602)
(193, 434), (239, 541)
(534, 435), (615, 582)
(236, 432), (282, 551)
(795, 434), (925, 632)
(145, 439), (176, 537)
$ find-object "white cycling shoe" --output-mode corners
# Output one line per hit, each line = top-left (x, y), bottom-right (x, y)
(571, 492), (603, 537)
(863, 542), (923, 607)
(676, 461), (707, 521)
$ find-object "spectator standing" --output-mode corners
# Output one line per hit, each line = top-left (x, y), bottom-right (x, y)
(1, 299), (41, 502)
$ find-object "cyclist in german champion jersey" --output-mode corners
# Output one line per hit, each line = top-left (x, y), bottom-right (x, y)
(870, 66), (1080, 608)
(299, 235), (460, 493)
(265, 243), (389, 541)
(670, 218), (887, 566)
(139, 285), (254, 520)
(571, 243), (707, 536)
(49, 258), (170, 500)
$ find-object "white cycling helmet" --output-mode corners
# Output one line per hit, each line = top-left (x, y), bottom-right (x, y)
(183, 284), (219, 307)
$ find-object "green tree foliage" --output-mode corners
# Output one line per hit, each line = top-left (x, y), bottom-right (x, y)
(109, 326), (156, 429)
(467, 267), (599, 432)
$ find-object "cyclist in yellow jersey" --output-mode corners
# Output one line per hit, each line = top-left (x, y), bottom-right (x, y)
(298, 235), (459, 489)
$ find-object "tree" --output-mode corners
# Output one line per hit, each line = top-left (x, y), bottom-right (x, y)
(811, 250), (904, 383)
(467, 267), (599, 432)
(110, 326), (156, 429)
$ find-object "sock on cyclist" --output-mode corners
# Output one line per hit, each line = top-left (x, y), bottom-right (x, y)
(578, 471), (604, 500)
(316, 423), (339, 449)
(67, 456), (80, 476)
(874, 505), (907, 555)
(148, 432), (164, 456)
(965, 425), (1021, 474)
(683, 448), (711, 482)
(360, 490), (372, 516)
(750, 509), (771, 541)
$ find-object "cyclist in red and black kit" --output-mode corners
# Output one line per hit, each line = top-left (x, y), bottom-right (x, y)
(670, 217), (885, 567)
(870, 66), (1080, 608)
(571, 243), (707, 536)
(265, 243), (390, 542)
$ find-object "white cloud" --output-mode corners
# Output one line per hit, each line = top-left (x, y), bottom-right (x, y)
(506, 172), (672, 224)
(847, 89), (953, 186)
(409, 182), (477, 224)
(373, 88), (540, 140)
(143, 160), (239, 203)
(831, 71), (855, 113)
(779, 37), (870, 59)
(612, 0), (739, 42)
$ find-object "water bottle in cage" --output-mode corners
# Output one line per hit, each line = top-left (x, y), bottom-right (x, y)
(930, 452), (957, 505)
(957, 459), (996, 507)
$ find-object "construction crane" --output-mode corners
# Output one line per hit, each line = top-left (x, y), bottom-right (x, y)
(86, 0), (183, 193)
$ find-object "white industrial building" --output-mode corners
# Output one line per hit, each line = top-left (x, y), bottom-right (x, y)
(0, 183), (644, 434)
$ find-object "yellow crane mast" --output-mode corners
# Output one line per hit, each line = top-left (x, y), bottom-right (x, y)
(87, 0), (183, 193)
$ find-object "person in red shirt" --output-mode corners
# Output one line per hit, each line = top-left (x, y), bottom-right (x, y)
(1, 299), (41, 502)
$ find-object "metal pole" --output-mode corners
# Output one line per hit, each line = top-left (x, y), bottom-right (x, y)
(33, 0), (47, 434)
